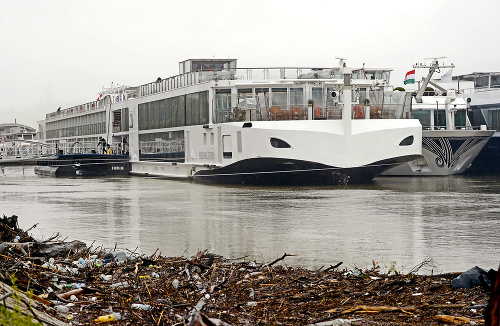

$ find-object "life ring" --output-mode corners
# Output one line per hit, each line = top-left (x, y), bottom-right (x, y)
(353, 105), (364, 119)
(315, 105), (321, 118)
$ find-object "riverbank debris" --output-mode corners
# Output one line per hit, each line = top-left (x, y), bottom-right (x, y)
(0, 215), (499, 325)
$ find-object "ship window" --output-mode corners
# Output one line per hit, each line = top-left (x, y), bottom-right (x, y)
(454, 110), (467, 129)
(474, 75), (489, 88)
(270, 137), (291, 148)
(214, 89), (233, 123)
(311, 87), (323, 108)
(271, 88), (287, 107)
(399, 136), (414, 146)
(290, 88), (303, 107)
(491, 75), (500, 88)
(411, 110), (431, 129)
(434, 110), (446, 129)
(238, 88), (253, 100)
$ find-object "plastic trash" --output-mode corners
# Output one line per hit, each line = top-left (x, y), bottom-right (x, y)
(110, 281), (129, 289)
(65, 283), (85, 290)
(172, 279), (179, 289)
(131, 303), (152, 310)
(13, 236), (20, 243)
(99, 274), (112, 281)
(451, 266), (493, 289)
(55, 305), (69, 313)
(104, 251), (128, 263)
(95, 312), (122, 322)
(77, 257), (86, 268)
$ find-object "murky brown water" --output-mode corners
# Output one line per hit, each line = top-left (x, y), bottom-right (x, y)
(1, 165), (499, 273)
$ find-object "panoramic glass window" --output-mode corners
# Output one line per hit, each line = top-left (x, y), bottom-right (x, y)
(271, 88), (287, 107)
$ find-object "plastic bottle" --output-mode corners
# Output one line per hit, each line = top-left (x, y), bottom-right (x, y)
(110, 281), (129, 289)
(95, 312), (122, 322)
(77, 257), (86, 268)
(65, 282), (85, 290)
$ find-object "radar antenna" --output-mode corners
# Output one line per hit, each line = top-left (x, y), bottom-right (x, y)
(335, 57), (347, 67)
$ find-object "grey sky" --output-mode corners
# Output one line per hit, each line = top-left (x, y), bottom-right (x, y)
(1, 0), (498, 129)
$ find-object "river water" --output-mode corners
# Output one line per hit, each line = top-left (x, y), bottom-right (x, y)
(1, 165), (499, 274)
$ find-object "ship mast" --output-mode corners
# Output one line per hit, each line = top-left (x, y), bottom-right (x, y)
(414, 57), (454, 103)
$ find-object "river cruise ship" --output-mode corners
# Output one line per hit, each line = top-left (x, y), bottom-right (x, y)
(382, 59), (494, 176)
(0, 123), (43, 164)
(37, 58), (422, 185)
(453, 71), (500, 174)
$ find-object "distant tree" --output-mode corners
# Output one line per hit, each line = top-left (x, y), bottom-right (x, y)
(394, 87), (405, 92)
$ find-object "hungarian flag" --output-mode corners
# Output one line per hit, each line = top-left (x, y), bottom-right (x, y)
(404, 70), (415, 85)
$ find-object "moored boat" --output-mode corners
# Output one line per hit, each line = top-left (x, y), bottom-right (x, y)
(34, 153), (129, 177)
(0, 123), (44, 165)
(454, 71), (500, 174)
(37, 58), (423, 185)
(382, 59), (494, 176)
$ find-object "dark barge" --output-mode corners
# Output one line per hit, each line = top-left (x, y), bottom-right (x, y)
(34, 153), (129, 177)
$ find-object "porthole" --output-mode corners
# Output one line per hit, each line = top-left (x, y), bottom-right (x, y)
(399, 136), (414, 146)
(270, 137), (291, 148)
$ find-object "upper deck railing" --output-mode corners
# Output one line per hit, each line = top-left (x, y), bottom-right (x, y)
(139, 67), (391, 97)
(45, 100), (106, 121)
(45, 87), (138, 122)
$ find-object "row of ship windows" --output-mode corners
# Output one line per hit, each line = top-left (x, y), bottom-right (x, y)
(138, 91), (209, 130)
(45, 122), (106, 139)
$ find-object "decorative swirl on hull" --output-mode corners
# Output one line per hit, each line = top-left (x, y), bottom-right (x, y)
(422, 136), (490, 169)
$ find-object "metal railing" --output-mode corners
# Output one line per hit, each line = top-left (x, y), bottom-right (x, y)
(139, 67), (357, 97)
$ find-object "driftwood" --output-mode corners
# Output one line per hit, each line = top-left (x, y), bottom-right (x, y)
(264, 253), (297, 267)
(35, 240), (86, 257)
(0, 281), (69, 326)
(435, 315), (471, 323)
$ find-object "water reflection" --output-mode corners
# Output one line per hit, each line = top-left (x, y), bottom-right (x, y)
(1, 166), (499, 273)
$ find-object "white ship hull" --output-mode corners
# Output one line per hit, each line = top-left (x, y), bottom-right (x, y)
(381, 129), (493, 176)
(130, 119), (422, 185)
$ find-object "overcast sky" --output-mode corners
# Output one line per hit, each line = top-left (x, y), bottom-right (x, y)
(1, 0), (498, 129)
